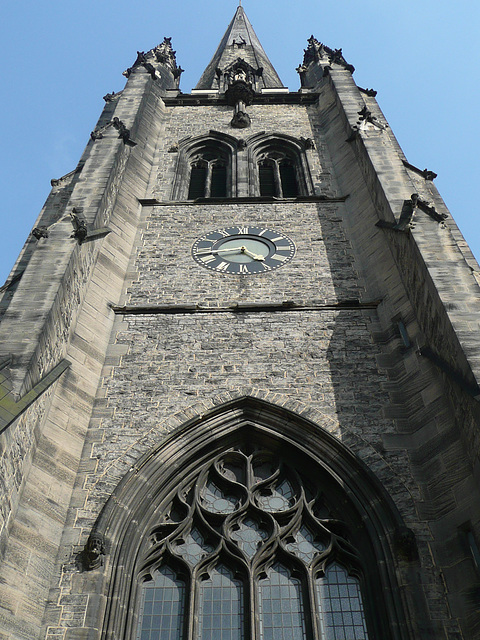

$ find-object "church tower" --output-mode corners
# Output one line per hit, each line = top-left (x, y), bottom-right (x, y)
(1, 7), (480, 639)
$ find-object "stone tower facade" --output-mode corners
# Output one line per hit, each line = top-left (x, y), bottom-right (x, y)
(0, 8), (479, 639)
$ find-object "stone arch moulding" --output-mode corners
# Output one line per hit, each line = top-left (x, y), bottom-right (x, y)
(171, 130), (241, 200)
(246, 132), (315, 197)
(88, 396), (431, 640)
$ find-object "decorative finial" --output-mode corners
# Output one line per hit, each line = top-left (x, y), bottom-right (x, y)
(239, 0), (242, 6)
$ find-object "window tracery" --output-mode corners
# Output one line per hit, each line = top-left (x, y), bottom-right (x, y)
(134, 448), (370, 640)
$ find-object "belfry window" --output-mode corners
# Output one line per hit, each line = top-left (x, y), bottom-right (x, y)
(258, 152), (299, 198)
(133, 448), (370, 640)
(187, 155), (227, 199)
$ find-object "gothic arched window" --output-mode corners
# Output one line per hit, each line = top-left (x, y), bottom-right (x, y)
(250, 135), (312, 198)
(172, 134), (238, 200)
(133, 448), (370, 640)
(187, 155), (227, 199)
(258, 152), (300, 198)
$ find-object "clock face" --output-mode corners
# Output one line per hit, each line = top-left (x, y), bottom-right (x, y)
(192, 226), (296, 274)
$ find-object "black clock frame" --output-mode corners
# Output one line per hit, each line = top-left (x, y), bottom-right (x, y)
(191, 226), (296, 274)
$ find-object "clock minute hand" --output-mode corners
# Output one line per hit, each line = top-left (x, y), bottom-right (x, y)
(215, 246), (244, 254)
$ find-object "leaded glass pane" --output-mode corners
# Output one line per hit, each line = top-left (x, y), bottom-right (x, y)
(258, 563), (307, 640)
(173, 528), (214, 565)
(197, 565), (244, 640)
(316, 564), (369, 640)
(257, 479), (295, 512)
(201, 481), (238, 514)
(286, 525), (325, 564)
(231, 517), (268, 559)
(136, 566), (185, 640)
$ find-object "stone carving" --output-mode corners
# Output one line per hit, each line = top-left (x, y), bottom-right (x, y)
(423, 169), (437, 180)
(77, 532), (106, 571)
(142, 62), (156, 79)
(221, 58), (262, 128)
(302, 36), (322, 66)
(237, 138), (247, 150)
(359, 87), (377, 97)
(231, 110), (251, 129)
(90, 120), (116, 142)
(154, 37), (184, 86)
(356, 105), (386, 131)
(122, 51), (148, 78)
(301, 36), (354, 73)
(402, 160), (437, 181)
(296, 63), (308, 87)
(300, 137), (315, 150)
(154, 37), (175, 67)
(50, 166), (82, 187)
(376, 193), (446, 232)
(90, 129), (104, 141)
(70, 210), (88, 244)
(121, 38), (183, 87)
(225, 79), (255, 106)
(32, 227), (49, 240)
(414, 194), (448, 222)
(168, 144), (179, 153)
(232, 35), (247, 47)
(112, 117), (136, 146)
(103, 92), (117, 102)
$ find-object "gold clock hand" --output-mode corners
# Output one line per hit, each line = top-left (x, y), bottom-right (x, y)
(241, 247), (265, 261)
(215, 246), (244, 254)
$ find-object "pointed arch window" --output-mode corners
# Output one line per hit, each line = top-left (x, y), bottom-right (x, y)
(257, 151), (301, 198)
(133, 448), (370, 640)
(188, 155), (227, 199)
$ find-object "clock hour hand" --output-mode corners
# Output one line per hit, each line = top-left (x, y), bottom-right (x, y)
(240, 247), (265, 261)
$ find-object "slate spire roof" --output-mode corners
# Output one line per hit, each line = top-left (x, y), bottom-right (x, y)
(194, 6), (285, 91)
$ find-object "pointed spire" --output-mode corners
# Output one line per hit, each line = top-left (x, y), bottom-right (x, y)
(194, 6), (285, 91)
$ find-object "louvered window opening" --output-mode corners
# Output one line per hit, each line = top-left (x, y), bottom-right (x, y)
(135, 449), (370, 640)
(258, 156), (299, 198)
(188, 159), (227, 199)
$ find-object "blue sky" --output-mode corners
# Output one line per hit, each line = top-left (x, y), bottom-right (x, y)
(1, 0), (479, 283)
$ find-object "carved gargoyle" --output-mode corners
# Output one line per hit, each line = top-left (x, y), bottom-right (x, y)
(142, 62), (157, 79)
(112, 117), (136, 146)
(32, 227), (49, 240)
(70, 210), (88, 244)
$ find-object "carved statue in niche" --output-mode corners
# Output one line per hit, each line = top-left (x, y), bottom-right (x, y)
(222, 58), (261, 129)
